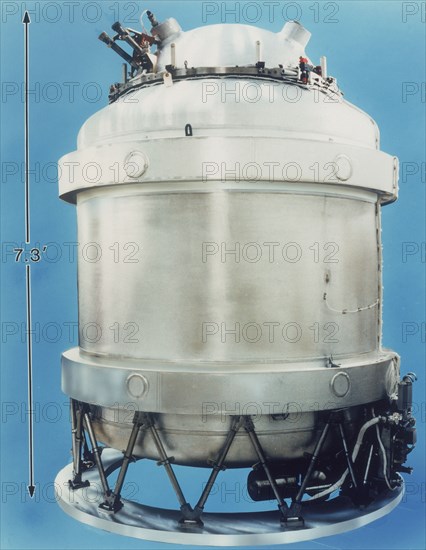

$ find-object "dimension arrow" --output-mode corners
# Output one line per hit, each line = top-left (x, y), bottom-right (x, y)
(23, 10), (35, 498)
(26, 264), (35, 498)
(23, 10), (30, 244)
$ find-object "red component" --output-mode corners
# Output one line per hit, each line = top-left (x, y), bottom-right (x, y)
(140, 33), (157, 46)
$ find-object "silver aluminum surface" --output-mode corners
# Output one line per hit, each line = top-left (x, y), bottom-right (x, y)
(62, 347), (399, 414)
(76, 190), (381, 361)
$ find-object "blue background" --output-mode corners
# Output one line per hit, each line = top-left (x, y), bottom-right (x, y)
(1, 1), (425, 549)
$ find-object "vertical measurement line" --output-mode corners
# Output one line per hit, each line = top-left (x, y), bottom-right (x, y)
(26, 264), (35, 495)
(22, 13), (35, 497)
(23, 12), (30, 244)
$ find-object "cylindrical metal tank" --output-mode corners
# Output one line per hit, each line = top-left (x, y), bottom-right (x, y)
(56, 13), (416, 546)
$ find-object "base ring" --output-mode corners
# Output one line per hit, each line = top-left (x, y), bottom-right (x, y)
(55, 448), (404, 546)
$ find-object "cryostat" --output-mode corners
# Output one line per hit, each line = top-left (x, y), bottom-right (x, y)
(56, 11), (416, 545)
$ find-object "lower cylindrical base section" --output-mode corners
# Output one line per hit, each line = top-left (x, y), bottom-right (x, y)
(59, 387), (416, 546)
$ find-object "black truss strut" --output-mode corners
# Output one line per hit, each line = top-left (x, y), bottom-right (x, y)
(283, 417), (332, 527)
(83, 409), (111, 498)
(188, 416), (244, 525)
(197, 416), (243, 509)
(244, 417), (290, 520)
(339, 422), (358, 489)
(142, 413), (200, 526)
(68, 399), (90, 490)
(100, 411), (146, 512)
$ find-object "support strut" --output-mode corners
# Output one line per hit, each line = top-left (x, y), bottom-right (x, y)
(189, 416), (244, 525)
(68, 399), (90, 490)
(339, 422), (358, 489)
(143, 414), (198, 526)
(284, 417), (332, 527)
(83, 410), (111, 501)
(244, 417), (289, 521)
(99, 411), (146, 512)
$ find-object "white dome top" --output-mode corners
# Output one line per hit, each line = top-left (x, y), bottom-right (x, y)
(155, 21), (311, 71)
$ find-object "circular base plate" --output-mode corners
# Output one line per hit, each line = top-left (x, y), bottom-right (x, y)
(55, 449), (403, 546)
